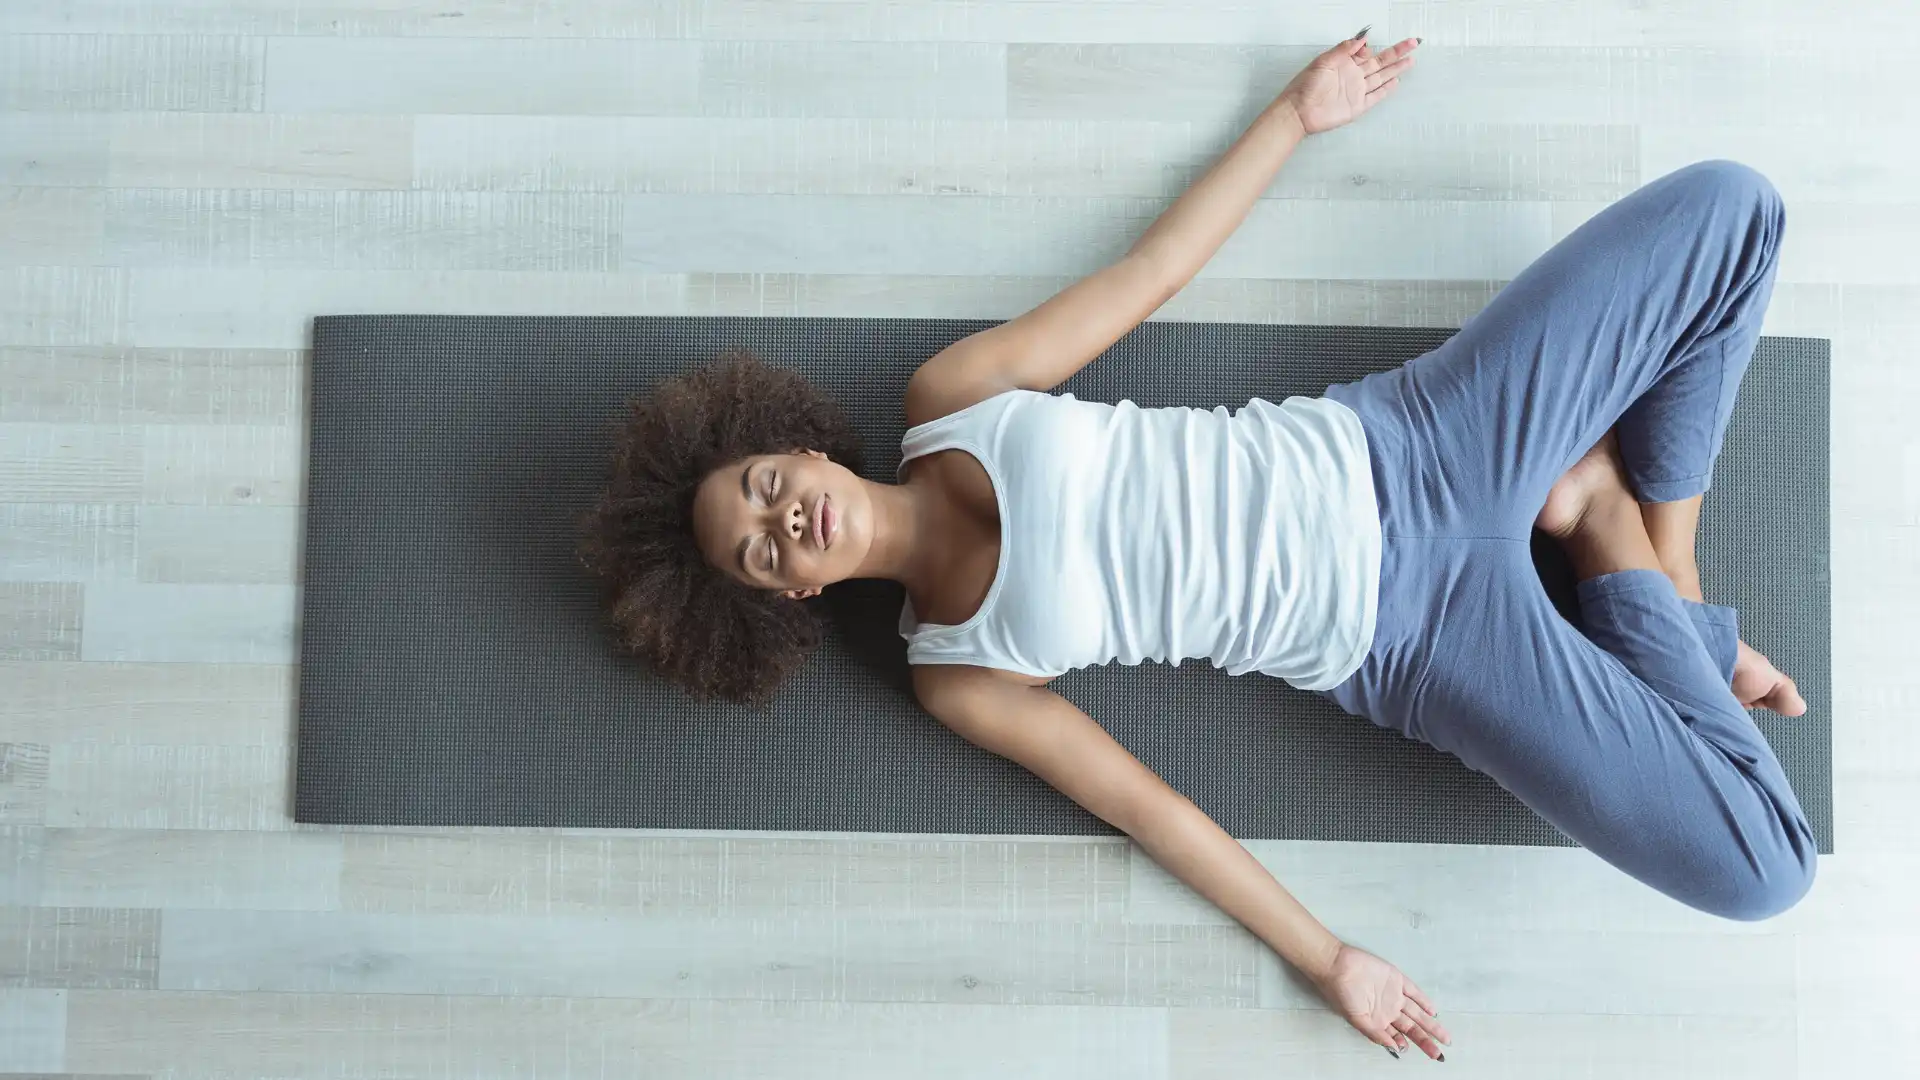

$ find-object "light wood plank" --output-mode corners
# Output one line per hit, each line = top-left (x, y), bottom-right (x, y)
(0, 584), (82, 661)
(0, 269), (129, 348)
(0, 424), (143, 503)
(108, 112), (412, 189)
(341, 833), (1127, 919)
(623, 195), (1553, 279)
(45, 743), (289, 831)
(699, 42), (1006, 119)
(0, 662), (291, 745)
(0, 908), (159, 990)
(1012, 45), (1909, 128)
(1641, 125), (1920, 206)
(133, 505), (297, 584)
(38, 829), (340, 911)
(415, 116), (1635, 201)
(0, 115), (109, 187)
(0, 827), (45, 905)
(1252, 928), (1796, 1018)
(79, 583), (296, 663)
(0, 988), (65, 1072)
(3, 0), (1373, 44)
(125, 268), (687, 348)
(0, 744), (50, 826)
(158, 909), (1257, 1005)
(0, 189), (106, 266)
(1796, 933), (1920, 1078)
(1386, 0), (1905, 49)
(264, 37), (702, 115)
(138, 425), (301, 506)
(0, 35), (263, 112)
(101, 189), (623, 271)
(1171, 1008), (1793, 1079)
(0, 347), (304, 425)
(0, 505), (138, 582)
(66, 992), (1167, 1080)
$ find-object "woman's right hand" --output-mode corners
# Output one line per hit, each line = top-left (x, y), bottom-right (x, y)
(1314, 942), (1453, 1060)
(1279, 31), (1420, 135)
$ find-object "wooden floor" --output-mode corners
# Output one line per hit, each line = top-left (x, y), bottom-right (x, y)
(2, 2), (1915, 1077)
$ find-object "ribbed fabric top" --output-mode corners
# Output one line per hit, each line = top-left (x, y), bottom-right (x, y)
(897, 389), (1381, 691)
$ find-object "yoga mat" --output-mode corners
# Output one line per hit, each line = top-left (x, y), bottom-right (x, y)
(296, 316), (1832, 851)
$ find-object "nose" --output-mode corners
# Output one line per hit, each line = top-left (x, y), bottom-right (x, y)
(786, 499), (805, 541)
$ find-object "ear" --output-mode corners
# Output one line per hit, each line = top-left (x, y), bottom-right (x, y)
(781, 586), (822, 601)
(795, 448), (828, 461)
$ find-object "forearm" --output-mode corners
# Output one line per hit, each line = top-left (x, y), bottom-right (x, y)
(1131, 793), (1341, 981)
(1126, 98), (1308, 291)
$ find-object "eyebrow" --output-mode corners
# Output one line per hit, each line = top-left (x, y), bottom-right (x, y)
(734, 462), (754, 575)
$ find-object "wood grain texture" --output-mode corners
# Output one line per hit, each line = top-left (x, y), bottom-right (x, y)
(0, 115), (109, 187)
(341, 833), (1128, 919)
(0, 908), (158, 990)
(0, 189), (106, 266)
(45, 742), (290, 830)
(0, 425), (143, 503)
(0, 662), (291, 745)
(0, 347), (304, 425)
(0, 744), (51, 826)
(65, 992), (1167, 1080)
(0, 505), (138, 583)
(78, 583), (297, 663)
(139, 425), (302, 505)
(0, 35), (263, 112)
(0, 827), (45, 905)
(1171, 1008), (1794, 1080)
(623, 195), (1553, 279)
(133, 505), (297, 584)
(0, 988), (65, 1072)
(264, 37), (703, 115)
(700, 42), (1007, 119)
(37, 829), (341, 910)
(415, 116), (1635, 201)
(126, 268), (688, 348)
(0, 269), (129, 349)
(1386, 0), (1904, 49)
(107, 113), (413, 190)
(0, 584), (82, 661)
(1, 0), (1375, 44)
(158, 909), (1258, 1004)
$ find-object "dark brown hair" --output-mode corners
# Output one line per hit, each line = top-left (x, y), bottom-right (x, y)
(580, 351), (862, 703)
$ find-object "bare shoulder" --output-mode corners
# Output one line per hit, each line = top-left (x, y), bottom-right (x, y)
(904, 337), (1011, 430)
(912, 664), (1049, 730)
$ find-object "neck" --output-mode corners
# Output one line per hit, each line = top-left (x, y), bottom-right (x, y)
(851, 474), (947, 593)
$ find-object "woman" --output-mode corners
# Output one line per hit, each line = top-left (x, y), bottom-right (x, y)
(583, 31), (1819, 1060)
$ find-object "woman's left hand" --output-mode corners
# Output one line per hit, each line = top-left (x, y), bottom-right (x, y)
(1314, 942), (1453, 1060)
(1280, 31), (1421, 135)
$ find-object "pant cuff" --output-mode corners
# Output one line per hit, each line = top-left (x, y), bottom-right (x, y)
(1633, 472), (1712, 503)
(1681, 599), (1741, 684)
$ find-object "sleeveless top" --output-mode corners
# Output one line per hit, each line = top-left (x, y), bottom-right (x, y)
(896, 389), (1382, 691)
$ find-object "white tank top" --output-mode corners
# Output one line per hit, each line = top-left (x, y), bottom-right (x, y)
(897, 389), (1382, 691)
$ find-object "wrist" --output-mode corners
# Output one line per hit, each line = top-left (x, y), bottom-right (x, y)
(1297, 929), (1344, 985)
(1265, 95), (1309, 141)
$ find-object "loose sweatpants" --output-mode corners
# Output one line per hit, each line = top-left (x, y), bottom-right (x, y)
(1321, 160), (1818, 920)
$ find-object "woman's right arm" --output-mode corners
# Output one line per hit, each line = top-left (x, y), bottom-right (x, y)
(913, 665), (1452, 1060)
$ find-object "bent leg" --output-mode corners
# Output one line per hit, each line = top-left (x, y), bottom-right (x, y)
(1339, 539), (1816, 920)
(1326, 160), (1784, 538)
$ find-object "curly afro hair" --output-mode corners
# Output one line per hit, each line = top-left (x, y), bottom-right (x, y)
(580, 351), (863, 704)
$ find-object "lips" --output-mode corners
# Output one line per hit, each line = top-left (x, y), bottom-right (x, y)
(813, 494), (837, 550)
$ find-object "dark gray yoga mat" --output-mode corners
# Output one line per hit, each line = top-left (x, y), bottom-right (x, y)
(296, 315), (1832, 852)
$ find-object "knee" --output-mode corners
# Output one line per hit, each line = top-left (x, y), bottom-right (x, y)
(1693, 838), (1818, 922)
(1668, 159), (1784, 227)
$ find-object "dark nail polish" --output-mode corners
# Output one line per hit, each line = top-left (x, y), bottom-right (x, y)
(1385, 1047), (1400, 1060)
(1417, 37), (1425, 44)
(1439, 1053), (1447, 1062)
(1355, 23), (1372, 39)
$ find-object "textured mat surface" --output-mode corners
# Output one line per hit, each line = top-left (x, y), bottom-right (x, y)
(297, 316), (1832, 850)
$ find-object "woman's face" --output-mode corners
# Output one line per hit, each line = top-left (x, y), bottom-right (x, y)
(692, 450), (872, 599)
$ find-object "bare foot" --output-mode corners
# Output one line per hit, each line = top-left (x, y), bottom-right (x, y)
(1733, 640), (1808, 716)
(1536, 431), (1630, 540)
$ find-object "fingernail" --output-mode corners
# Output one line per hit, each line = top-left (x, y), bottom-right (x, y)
(1385, 1047), (1400, 1060)
(1417, 37), (1425, 44)
(1355, 24), (1371, 39)
(1439, 1053), (1447, 1062)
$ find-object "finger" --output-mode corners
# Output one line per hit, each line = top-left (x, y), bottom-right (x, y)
(1403, 1003), (1454, 1049)
(1362, 38), (1418, 73)
(1404, 982), (1443, 1027)
(1365, 55), (1415, 90)
(1346, 25), (1372, 56)
(1363, 76), (1400, 103)
(1402, 1022), (1445, 1061)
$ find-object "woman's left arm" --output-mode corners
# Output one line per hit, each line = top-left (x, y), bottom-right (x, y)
(907, 32), (1419, 422)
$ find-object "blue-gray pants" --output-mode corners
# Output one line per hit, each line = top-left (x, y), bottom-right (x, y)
(1322, 160), (1818, 920)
